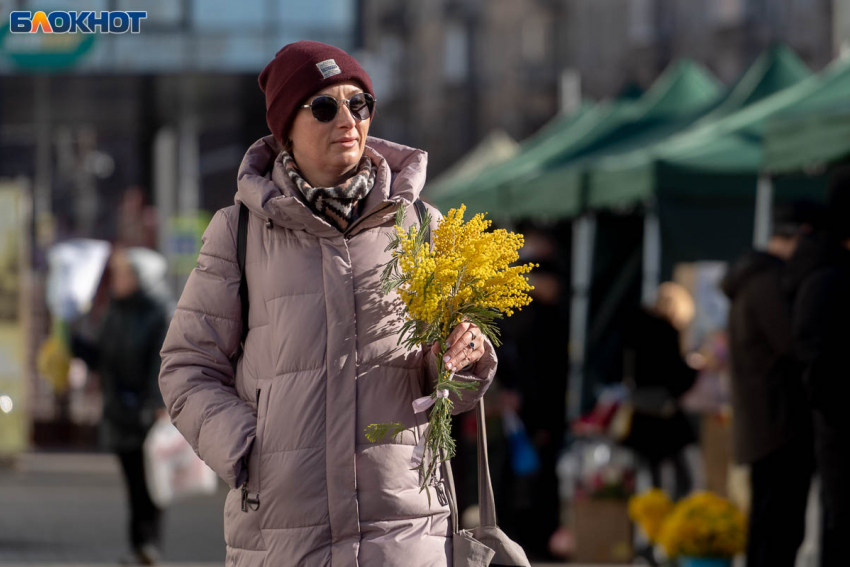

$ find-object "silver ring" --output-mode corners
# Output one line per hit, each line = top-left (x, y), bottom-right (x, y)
(468, 341), (475, 349)
(470, 331), (476, 341)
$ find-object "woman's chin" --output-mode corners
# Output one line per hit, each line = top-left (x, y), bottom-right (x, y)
(328, 148), (363, 170)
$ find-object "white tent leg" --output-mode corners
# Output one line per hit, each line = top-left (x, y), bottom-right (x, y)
(753, 174), (774, 250)
(568, 214), (596, 422)
(642, 206), (661, 307)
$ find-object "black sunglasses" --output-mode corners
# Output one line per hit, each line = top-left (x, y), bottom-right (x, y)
(300, 92), (376, 123)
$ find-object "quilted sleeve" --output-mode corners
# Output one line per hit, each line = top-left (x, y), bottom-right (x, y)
(158, 206), (256, 489)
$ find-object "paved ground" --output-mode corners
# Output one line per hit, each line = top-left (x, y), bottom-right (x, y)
(0, 453), (226, 565)
(1, 452), (625, 566)
(2, 452), (826, 567)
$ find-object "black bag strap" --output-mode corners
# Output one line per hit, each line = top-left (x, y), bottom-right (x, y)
(237, 203), (249, 345)
(412, 198), (431, 246)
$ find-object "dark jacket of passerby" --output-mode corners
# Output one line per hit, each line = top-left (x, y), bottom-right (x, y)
(620, 307), (697, 463)
(72, 288), (169, 452)
(784, 231), (850, 428)
(492, 261), (569, 559)
(785, 229), (850, 566)
(721, 250), (810, 465)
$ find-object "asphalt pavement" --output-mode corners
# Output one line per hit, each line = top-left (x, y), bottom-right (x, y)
(0, 452), (633, 566)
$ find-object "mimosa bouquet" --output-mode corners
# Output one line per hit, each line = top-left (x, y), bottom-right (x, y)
(628, 488), (674, 544)
(629, 489), (747, 561)
(657, 491), (746, 560)
(364, 204), (537, 499)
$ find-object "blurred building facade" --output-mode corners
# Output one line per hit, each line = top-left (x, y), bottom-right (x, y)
(359, 0), (564, 175)
(561, 0), (835, 98)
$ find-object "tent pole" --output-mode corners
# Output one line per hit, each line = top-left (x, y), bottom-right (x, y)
(642, 202), (661, 306)
(568, 214), (596, 422)
(753, 174), (774, 249)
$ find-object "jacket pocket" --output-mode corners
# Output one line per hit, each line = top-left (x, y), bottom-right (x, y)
(243, 379), (271, 512)
(223, 384), (268, 549)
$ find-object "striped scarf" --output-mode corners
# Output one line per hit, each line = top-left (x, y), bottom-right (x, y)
(281, 150), (376, 232)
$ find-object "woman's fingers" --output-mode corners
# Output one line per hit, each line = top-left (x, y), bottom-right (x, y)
(442, 322), (482, 372)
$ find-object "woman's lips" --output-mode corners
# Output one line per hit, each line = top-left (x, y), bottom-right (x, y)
(335, 138), (358, 148)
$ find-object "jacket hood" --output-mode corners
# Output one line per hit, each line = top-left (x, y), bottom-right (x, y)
(783, 230), (850, 295)
(721, 250), (783, 300)
(234, 135), (428, 238)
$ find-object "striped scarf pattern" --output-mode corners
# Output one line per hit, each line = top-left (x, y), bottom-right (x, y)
(281, 150), (376, 232)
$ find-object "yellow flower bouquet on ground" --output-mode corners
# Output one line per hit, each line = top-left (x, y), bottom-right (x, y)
(628, 488), (674, 544)
(658, 491), (746, 561)
(364, 204), (536, 499)
(630, 489), (747, 566)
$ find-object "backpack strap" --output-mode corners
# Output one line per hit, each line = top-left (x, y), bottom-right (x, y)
(237, 203), (249, 346)
(412, 198), (431, 246)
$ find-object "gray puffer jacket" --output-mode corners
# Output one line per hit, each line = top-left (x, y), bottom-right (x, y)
(159, 135), (497, 567)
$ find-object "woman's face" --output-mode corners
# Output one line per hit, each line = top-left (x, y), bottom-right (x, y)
(109, 251), (139, 299)
(288, 80), (372, 186)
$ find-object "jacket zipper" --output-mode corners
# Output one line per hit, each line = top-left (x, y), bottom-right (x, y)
(241, 483), (260, 512)
(344, 202), (396, 239)
(241, 388), (262, 512)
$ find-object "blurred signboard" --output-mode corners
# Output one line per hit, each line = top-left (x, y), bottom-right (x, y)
(0, 20), (96, 71)
(0, 183), (31, 456)
(168, 213), (212, 276)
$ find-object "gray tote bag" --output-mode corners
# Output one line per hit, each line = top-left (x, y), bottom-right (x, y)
(441, 399), (531, 567)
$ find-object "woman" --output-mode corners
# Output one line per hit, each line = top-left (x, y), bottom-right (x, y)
(71, 247), (171, 565)
(158, 41), (497, 567)
(620, 282), (698, 500)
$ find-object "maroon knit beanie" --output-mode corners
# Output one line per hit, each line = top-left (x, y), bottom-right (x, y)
(258, 41), (375, 146)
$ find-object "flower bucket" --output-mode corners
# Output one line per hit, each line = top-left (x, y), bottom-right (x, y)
(680, 557), (732, 567)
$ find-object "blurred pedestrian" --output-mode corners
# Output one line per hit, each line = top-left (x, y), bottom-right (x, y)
(158, 41), (497, 567)
(784, 166), (850, 567)
(70, 247), (171, 565)
(493, 249), (569, 560)
(620, 282), (698, 500)
(722, 202), (817, 567)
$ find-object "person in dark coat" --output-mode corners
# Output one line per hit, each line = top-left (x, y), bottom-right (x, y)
(722, 203), (816, 567)
(620, 283), (698, 500)
(71, 247), (171, 565)
(492, 254), (570, 560)
(784, 168), (850, 567)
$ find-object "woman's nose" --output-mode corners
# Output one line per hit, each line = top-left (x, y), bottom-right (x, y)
(336, 101), (357, 128)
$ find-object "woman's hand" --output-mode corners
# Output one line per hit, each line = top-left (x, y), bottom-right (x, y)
(430, 320), (485, 373)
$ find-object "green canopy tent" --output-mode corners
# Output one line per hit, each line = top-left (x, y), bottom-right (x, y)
(583, 45), (814, 277)
(425, 100), (594, 198)
(591, 53), (846, 253)
(763, 57), (850, 174)
(433, 59), (724, 223)
(428, 96), (641, 218)
(425, 129), (519, 194)
(588, 45), (815, 210)
(530, 45), (809, 216)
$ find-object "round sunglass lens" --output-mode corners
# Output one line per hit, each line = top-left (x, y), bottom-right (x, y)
(311, 96), (338, 122)
(350, 93), (374, 120)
